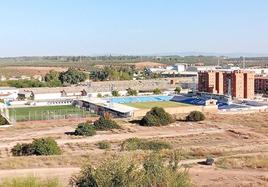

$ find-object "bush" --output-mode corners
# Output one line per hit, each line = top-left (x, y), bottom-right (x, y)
(121, 138), (171, 151)
(11, 138), (61, 156)
(127, 88), (138, 96)
(75, 123), (96, 136)
(11, 143), (35, 156)
(153, 88), (162, 95)
(140, 107), (174, 126)
(93, 116), (121, 130)
(32, 138), (61, 156)
(71, 152), (192, 187)
(1, 176), (61, 187)
(111, 90), (120, 97)
(174, 86), (182, 94)
(97, 141), (111, 150)
(0, 115), (8, 125)
(186, 111), (205, 122)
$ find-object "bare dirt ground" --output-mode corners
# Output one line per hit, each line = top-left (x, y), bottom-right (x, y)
(128, 61), (167, 69)
(0, 112), (267, 186)
(0, 66), (68, 77)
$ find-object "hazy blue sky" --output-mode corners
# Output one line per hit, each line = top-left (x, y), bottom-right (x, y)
(0, 0), (267, 57)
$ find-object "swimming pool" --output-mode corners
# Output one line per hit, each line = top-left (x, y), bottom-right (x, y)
(109, 95), (173, 104)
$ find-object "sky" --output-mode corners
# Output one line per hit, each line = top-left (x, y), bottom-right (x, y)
(0, 0), (268, 57)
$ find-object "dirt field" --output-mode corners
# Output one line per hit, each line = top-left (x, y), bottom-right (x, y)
(128, 61), (167, 69)
(0, 66), (68, 77)
(0, 112), (267, 186)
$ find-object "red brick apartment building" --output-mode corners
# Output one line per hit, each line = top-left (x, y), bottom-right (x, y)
(255, 76), (268, 94)
(198, 70), (255, 99)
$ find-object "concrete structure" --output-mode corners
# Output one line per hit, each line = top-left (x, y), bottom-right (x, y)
(77, 98), (137, 118)
(18, 87), (89, 101)
(198, 70), (255, 99)
(148, 63), (188, 74)
(255, 76), (268, 94)
(0, 87), (19, 101)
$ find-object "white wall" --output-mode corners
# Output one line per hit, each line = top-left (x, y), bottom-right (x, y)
(0, 89), (19, 100)
(34, 93), (62, 100)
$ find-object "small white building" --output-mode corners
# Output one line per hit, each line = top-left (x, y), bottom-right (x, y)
(18, 86), (90, 101)
(0, 87), (19, 101)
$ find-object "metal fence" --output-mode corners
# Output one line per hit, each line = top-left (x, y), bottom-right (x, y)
(9, 107), (95, 122)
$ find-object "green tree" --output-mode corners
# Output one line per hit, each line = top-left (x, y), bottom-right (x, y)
(44, 70), (62, 87)
(111, 90), (120, 97)
(59, 68), (87, 85)
(153, 88), (162, 95)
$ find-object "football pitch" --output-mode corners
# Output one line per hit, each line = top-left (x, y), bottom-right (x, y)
(124, 101), (189, 109)
(9, 105), (94, 122)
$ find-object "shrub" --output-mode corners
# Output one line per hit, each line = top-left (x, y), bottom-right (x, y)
(11, 138), (61, 156)
(0, 115), (8, 125)
(121, 138), (171, 151)
(97, 93), (102, 98)
(127, 88), (138, 96)
(32, 138), (61, 156)
(97, 141), (111, 150)
(140, 107), (174, 126)
(174, 86), (182, 94)
(75, 123), (96, 136)
(71, 152), (192, 187)
(153, 88), (162, 95)
(111, 90), (120, 97)
(1, 176), (61, 187)
(93, 116), (121, 130)
(186, 111), (205, 122)
(11, 143), (35, 156)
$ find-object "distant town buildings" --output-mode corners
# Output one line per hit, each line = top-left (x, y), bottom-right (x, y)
(198, 70), (255, 99)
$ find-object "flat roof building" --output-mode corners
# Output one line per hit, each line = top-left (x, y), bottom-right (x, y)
(255, 76), (268, 94)
(198, 70), (255, 99)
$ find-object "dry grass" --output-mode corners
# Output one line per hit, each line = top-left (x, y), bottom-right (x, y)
(0, 66), (67, 77)
(216, 155), (268, 169)
(207, 112), (268, 134)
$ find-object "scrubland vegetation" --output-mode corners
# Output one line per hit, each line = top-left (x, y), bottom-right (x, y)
(70, 152), (192, 187)
(140, 107), (174, 126)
